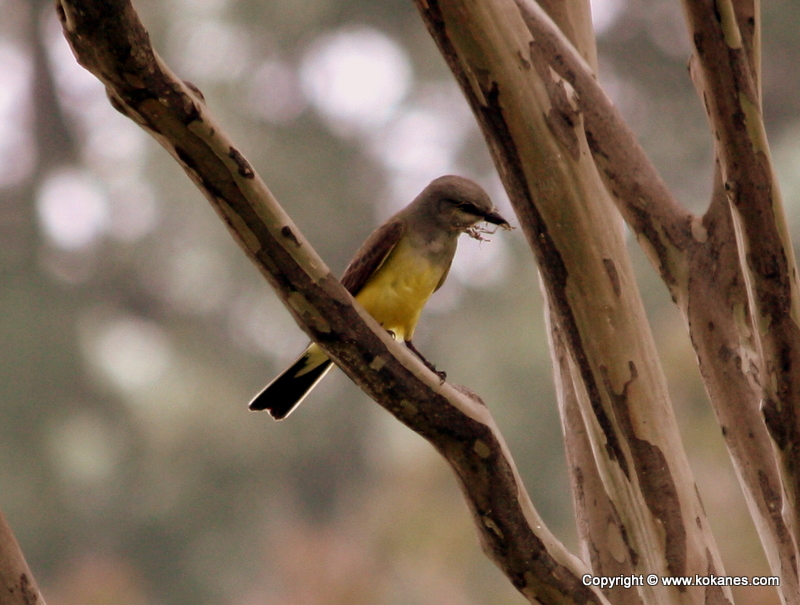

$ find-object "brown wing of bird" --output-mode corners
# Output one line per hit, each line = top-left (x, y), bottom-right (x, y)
(340, 218), (405, 295)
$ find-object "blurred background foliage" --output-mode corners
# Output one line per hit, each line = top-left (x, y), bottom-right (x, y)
(0, 0), (798, 603)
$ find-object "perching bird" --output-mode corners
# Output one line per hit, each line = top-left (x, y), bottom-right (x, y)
(249, 175), (510, 420)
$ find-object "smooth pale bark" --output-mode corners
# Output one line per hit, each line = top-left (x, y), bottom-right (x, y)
(512, 0), (798, 599)
(414, 2), (729, 604)
(56, 0), (608, 602)
(682, 0), (800, 598)
(52, 0), (800, 602)
(533, 4), (644, 601)
(0, 511), (45, 605)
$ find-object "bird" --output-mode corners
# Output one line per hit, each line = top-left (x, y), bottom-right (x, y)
(249, 175), (510, 420)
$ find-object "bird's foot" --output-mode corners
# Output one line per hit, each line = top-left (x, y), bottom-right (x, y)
(405, 340), (446, 384)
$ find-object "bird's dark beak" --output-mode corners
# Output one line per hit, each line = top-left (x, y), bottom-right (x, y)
(482, 209), (511, 229)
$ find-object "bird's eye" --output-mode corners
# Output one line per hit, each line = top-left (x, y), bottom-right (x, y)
(449, 199), (482, 216)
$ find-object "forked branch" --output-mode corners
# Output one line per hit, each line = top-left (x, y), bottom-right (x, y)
(415, 2), (728, 605)
(56, 0), (605, 602)
(515, 0), (798, 598)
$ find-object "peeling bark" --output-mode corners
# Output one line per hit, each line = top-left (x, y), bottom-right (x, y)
(56, 0), (607, 602)
(415, 2), (728, 604)
(51, 0), (800, 603)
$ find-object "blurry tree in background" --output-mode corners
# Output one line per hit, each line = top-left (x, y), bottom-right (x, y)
(1, 0), (799, 603)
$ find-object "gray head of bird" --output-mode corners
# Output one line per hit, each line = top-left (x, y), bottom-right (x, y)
(418, 175), (511, 235)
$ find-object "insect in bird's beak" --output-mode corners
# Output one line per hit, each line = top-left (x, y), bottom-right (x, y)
(467, 210), (513, 241)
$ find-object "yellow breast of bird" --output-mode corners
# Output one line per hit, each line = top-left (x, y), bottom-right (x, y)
(354, 238), (445, 342)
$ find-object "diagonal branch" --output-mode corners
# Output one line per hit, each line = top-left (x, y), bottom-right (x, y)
(683, 0), (800, 459)
(685, 164), (799, 601)
(518, 0), (799, 595)
(546, 294), (643, 605)
(681, 0), (800, 596)
(55, 0), (606, 602)
(514, 0), (696, 306)
(530, 4), (647, 596)
(0, 510), (45, 605)
(514, 0), (799, 596)
(415, 1), (729, 603)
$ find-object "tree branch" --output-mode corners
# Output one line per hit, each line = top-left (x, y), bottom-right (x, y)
(56, 0), (606, 602)
(415, 1), (728, 603)
(546, 296), (643, 605)
(682, 5), (800, 503)
(531, 4), (644, 596)
(682, 0), (800, 596)
(514, 0), (696, 306)
(512, 0), (799, 596)
(685, 165), (800, 601)
(0, 510), (45, 605)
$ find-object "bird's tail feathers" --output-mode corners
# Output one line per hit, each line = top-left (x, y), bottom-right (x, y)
(249, 351), (333, 420)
